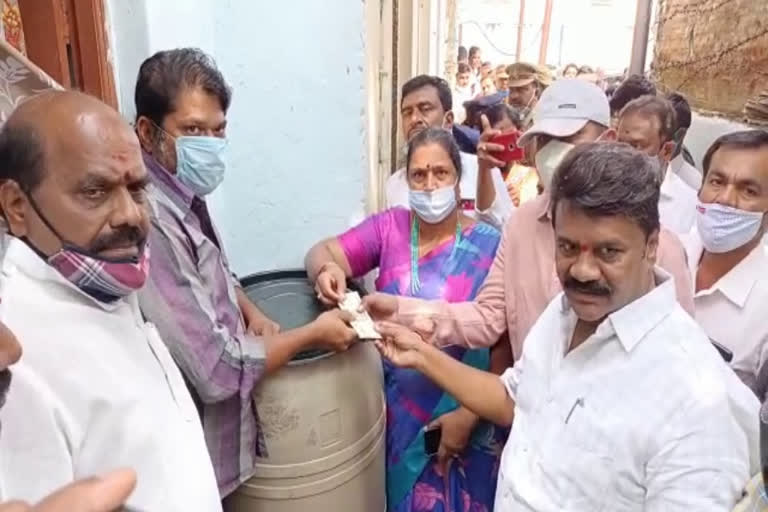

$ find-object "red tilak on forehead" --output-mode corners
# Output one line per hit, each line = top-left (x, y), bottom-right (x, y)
(580, 244), (591, 253)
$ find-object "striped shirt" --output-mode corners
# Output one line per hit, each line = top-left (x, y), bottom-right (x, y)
(138, 153), (266, 497)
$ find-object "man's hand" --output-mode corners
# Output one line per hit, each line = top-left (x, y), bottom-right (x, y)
(311, 310), (357, 352)
(314, 262), (348, 306)
(244, 307), (281, 336)
(374, 322), (428, 369)
(360, 293), (399, 321)
(237, 288), (281, 336)
(506, 179), (521, 207)
(476, 115), (506, 173)
(0, 469), (136, 512)
(429, 407), (479, 472)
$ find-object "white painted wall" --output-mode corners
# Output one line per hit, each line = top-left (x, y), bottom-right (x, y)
(105, 0), (369, 275)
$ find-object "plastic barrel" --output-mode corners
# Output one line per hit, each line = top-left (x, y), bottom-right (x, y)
(223, 270), (386, 512)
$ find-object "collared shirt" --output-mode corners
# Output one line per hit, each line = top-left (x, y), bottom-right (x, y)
(495, 270), (759, 511)
(659, 165), (698, 235)
(0, 238), (221, 511)
(684, 228), (768, 391)
(385, 151), (514, 229)
(395, 192), (695, 360)
(454, 86), (476, 124)
(670, 152), (703, 191)
(137, 153), (266, 496)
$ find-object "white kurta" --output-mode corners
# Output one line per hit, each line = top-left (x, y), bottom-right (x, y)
(0, 238), (222, 511)
(495, 270), (758, 511)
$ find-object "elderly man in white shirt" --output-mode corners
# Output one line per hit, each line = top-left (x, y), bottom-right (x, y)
(684, 130), (768, 395)
(0, 91), (222, 511)
(386, 75), (512, 228)
(666, 91), (704, 190)
(617, 95), (698, 236)
(0, 320), (139, 511)
(376, 142), (759, 511)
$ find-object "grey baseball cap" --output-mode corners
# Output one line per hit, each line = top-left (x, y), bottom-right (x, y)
(519, 79), (610, 146)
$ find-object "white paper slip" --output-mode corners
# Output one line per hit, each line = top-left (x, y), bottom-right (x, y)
(339, 291), (382, 340)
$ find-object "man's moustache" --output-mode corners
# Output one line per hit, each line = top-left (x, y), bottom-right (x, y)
(89, 227), (145, 254)
(564, 278), (611, 297)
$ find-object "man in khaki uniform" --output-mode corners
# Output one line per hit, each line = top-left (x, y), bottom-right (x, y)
(505, 62), (552, 114)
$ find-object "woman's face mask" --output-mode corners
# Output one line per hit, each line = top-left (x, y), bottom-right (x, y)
(408, 185), (458, 224)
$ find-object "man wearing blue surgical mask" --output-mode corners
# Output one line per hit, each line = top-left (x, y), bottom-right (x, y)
(134, 48), (359, 497)
(684, 130), (768, 395)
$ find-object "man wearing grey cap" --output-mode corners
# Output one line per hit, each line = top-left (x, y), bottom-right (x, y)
(365, 79), (694, 364)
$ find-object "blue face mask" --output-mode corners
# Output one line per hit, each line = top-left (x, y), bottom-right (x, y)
(175, 136), (228, 196)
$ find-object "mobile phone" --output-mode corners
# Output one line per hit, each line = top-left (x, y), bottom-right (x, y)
(424, 425), (441, 456)
(489, 130), (525, 163)
(710, 339), (733, 363)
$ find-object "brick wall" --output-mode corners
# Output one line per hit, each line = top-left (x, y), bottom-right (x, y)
(653, 0), (768, 119)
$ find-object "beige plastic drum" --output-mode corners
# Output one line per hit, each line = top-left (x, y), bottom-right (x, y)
(223, 341), (386, 511)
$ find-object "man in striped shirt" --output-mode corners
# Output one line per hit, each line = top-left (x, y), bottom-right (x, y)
(134, 48), (358, 497)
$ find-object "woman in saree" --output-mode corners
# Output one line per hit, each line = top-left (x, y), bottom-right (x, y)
(305, 127), (508, 512)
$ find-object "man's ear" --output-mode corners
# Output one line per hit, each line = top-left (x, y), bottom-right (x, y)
(135, 116), (156, 154)
(0, 180), (30, 238)
(443, 110), (455, 129)
(645, 228), (660, 265)
(597, 128), (617, 142)
(659, 140), (676, 163)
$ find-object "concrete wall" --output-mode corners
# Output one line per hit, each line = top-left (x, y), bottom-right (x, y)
(105, 0), (369, 275)
(686, 114), (752, 168)
(654, 0), (768, 117)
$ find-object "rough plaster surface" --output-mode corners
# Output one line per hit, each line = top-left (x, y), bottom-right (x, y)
(654, 0), (768, 117)
(687, 113), (751, 168)
(106, 0), (369, 275)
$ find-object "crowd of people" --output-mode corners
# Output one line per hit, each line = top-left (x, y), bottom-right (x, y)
(0, 41), (766, 512)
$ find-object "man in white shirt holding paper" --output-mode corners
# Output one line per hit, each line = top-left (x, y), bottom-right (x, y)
(685, 130), (768, 395)
(617, 95), (698, 236)
(376, 142), (759, 510)
(0, 91), (221, 511)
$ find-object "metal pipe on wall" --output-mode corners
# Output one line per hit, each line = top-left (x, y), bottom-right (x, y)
(516, 0), (526, 61)
(629, 0), (653, 75)
(538, 0), (554, 65)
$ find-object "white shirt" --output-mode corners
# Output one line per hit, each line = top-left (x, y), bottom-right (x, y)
(385, 151), (514, 228)
(454, 86), (475, 124)
(0, 238), (222, 511)
(659, 166), (698, 235)
(670, 153), (703, 190)
(496, 269), (759, 511)
(684, 229), (768, 389)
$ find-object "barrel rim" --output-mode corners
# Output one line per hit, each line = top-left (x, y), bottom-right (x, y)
(239, 269), (368, 365)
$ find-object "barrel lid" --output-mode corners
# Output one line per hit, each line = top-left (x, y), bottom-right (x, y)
(240, 269), (364, 361)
